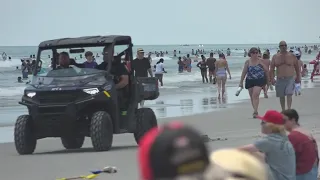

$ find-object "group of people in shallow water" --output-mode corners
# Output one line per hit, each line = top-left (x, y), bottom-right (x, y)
(193, 53), (231, 98)
(177, 54), (193, 73)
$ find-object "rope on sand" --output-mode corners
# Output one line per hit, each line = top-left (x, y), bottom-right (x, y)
(56, 166), (118, 180)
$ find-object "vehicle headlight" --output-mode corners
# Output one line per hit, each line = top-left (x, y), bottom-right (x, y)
(83, 88), (99, 95)
(26, 92), (36, 98)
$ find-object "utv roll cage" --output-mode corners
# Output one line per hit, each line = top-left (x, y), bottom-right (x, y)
(34, 35), (133, 75)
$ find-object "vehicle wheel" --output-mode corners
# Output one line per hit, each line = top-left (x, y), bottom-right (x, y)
(61, 136), (85, 149)
(90, 111), (113, 151)
(14, 115), (36, 155)
(134, 108), (158, 144)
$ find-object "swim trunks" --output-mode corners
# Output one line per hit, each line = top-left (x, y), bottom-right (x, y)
(275, 76), (295, 97)
(209, 67), (215, 73)
(155, 74), (163, 80)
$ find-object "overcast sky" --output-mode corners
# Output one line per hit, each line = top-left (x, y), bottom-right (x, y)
(1, 0), (319, 46)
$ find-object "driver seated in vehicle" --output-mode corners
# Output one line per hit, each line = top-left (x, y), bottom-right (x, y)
(57, 52), (71, 69)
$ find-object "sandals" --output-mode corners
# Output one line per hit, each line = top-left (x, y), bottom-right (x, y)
(253, 112), (258, 118)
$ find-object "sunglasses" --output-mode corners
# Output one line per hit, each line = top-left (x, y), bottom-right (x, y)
(279, 45), (287, 47)
(251, 51), (258, 54)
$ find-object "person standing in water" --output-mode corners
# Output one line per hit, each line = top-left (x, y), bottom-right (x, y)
(244, 49), (248, 57)
(21, 60), (29, 79)
(270, 41), (301, 111)
(197, 55), (209, 83)
(148, 52), (152, 64)
(186, 54), (192, 72)
(206, 52), (216, 83)
(177, 57), (184, 73)
(261, 51), (271, 98)
(154, 58), (167, 86)
(215, 53), (231, 98)
(239, 47), (269, 118)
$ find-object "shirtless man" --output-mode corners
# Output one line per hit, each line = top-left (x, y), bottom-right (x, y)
(206, 52), (217, 83)
(261, 52), (271, 98)
(270, 41), (301, 111)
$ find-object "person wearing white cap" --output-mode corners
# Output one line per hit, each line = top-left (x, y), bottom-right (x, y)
(293, 51), (302, 96)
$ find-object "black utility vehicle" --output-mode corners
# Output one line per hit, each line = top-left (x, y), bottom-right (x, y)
(14, 35), (159, 155)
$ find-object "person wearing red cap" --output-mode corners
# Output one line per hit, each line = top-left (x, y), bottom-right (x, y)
(238, 110), (296, 180)
(138, 122), (210, 180)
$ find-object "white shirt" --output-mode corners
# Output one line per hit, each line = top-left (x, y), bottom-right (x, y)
(155, 63), (164, 74)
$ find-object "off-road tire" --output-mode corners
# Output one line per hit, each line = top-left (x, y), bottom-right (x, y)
(14, 115), (36, 155)
(61, 136), (85, 149)
(90, 111), (113, 151)
(134, 108), (157, 144)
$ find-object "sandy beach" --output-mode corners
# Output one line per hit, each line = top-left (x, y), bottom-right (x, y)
(0, 87), (319, 180)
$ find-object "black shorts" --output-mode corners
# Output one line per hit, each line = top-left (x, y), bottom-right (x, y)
(155, 74), (163, 80)
(209, 67), (215, 72)
(245, 78), (266, 89)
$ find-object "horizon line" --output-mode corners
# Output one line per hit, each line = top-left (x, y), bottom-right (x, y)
(1, 42), (319, 47)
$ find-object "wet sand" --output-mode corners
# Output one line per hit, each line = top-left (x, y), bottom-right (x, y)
(0, 87), (319, 180)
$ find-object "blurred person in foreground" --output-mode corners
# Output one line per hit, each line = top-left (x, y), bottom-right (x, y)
(204, 148), (267, 180)
(138, 122), (210, 180)
(282, 109), (319, 180)
(238, 110), (296, 180)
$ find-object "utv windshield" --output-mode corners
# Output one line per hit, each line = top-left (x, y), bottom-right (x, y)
(30, 67), (107, 86)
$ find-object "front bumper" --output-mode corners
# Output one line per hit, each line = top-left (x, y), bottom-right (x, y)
(19, 91), (111, 138)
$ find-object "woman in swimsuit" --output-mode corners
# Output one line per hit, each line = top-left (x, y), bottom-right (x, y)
(214, 53), (231, 98)
(239, 47), (269, 118)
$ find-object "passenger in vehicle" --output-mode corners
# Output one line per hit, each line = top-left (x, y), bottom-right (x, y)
(83, 51), (97, 68)
(97, 48), (128, 89)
